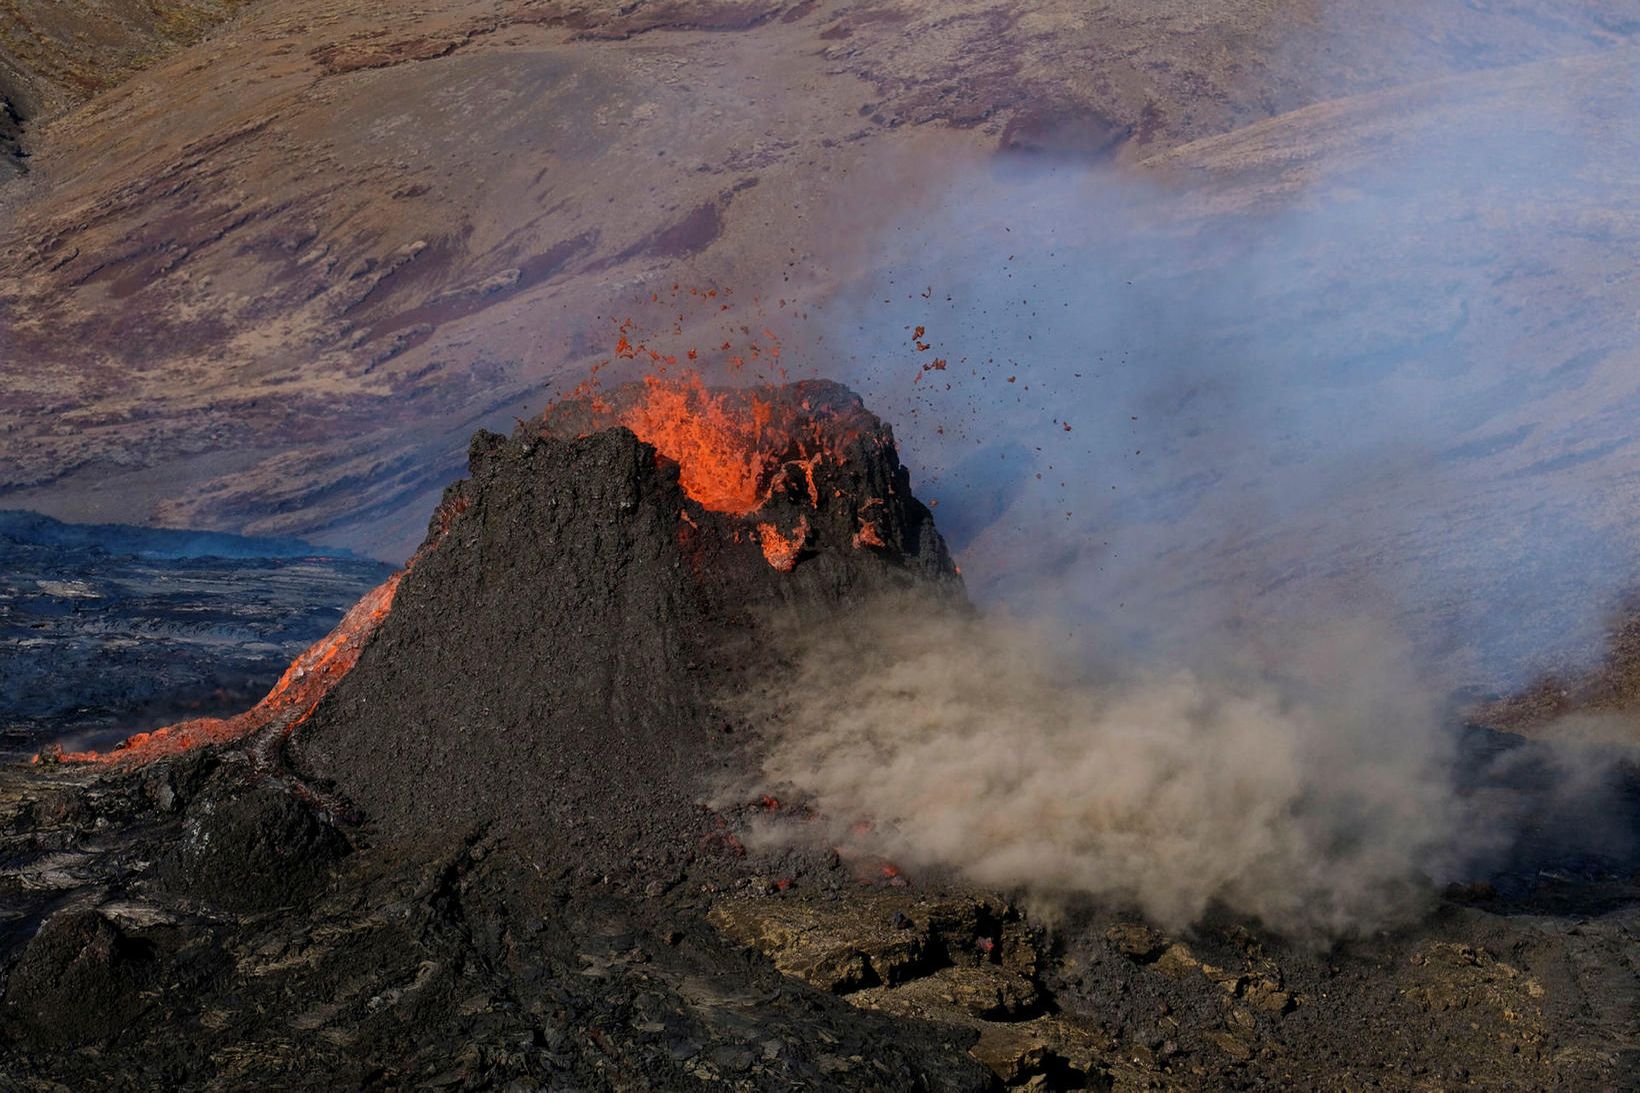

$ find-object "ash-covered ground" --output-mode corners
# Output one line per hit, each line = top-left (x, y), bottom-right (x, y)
(0, 511), (393, 762)
(1, 385), (1637, 1090)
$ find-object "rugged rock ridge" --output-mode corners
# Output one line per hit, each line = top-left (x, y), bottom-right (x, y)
(0, 96), (23, 178)
(0, 1), (253, 123)
(0, 0), (258, 183)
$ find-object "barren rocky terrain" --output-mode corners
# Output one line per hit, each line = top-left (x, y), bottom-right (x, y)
(0, 1), (256, 174)
(2, 395), (1636, 1089)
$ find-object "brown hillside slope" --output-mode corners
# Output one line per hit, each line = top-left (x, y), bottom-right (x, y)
(1, 0), (1638, 557)
(0, 0), (256, 172)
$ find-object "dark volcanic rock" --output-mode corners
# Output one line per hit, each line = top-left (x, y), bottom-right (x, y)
(2, 381), (1634, 1089)
(155, 782), (349, 913)
(0, 96), (24, 177)
(294, 380), (959, 883)
(2, 899), (221, 1050)
(0, 761), (995, 1090)
(6, 908), (163, 1048)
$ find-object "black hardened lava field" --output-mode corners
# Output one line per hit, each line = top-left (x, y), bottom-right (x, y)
(0, 512), (392, 763)
(1, 380), (1636, 1090)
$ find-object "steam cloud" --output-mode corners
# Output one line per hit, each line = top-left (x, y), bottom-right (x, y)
(806, 63), (1640, 696)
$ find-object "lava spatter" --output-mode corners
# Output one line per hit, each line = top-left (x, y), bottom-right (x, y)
(543, 372), (899, 572)
(619, 373), (777, 515)
(758, 516), (810, 572)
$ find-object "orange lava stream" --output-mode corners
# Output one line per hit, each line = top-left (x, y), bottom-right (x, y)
(41, 574), (401, 766)
(618, 374), (777, 515)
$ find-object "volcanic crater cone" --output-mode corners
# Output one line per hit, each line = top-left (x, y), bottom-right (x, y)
(289, 378), (959, 879)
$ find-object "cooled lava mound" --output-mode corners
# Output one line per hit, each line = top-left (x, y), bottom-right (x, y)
(0, 378), (995, 1089)
(292, 377), (959, 878)
(41, 375), (961, 878)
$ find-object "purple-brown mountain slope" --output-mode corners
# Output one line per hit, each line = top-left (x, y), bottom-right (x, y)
(3, 0), (1640, 559)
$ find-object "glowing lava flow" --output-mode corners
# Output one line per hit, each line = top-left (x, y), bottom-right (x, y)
(40, 574), (400, 766)
(607, 373), (885, 575)
(757, 516), (809, 573)
(618, 374), (778, 515)
(596, 373), (893, 573)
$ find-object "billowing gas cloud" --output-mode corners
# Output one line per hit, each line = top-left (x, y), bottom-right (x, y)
(745, 47), (1640, 936)
(739, 597), (1476, 939)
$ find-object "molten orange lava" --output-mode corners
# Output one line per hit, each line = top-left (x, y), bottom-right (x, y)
(602, 374), (879, 562)
(42, 576), (401, 766)
(619, 374), (777, 515)
(36, 484), (479, 766)
(757, 517), (809, 573)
